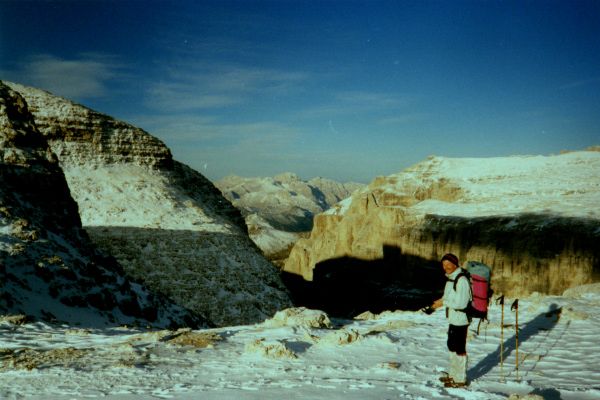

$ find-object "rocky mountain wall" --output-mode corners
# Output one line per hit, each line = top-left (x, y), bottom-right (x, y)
(284, 153), (600, 298)
(85, 227), (291, 327)
(7, 81), (292, 327)
(0, 81), (204, 327)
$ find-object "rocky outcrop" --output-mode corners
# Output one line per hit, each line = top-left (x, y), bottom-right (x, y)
(0, 81), (204, 328)
(216, 173), (363, 262)
(284, 153), (600, 298)
(7, 81), (292, 327)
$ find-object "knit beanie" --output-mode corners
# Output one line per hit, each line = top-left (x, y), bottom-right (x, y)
(441, 253), (459, 267)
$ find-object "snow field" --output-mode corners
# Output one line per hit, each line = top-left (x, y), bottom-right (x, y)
(1, 289), (599, 399)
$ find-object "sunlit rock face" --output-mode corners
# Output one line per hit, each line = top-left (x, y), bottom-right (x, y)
(284, 152), (600, 298)
(0, 80), (204, 328)
(216, 173), (363, 264)
(4, 82), (172, 169)
(7, 81), (292, 327)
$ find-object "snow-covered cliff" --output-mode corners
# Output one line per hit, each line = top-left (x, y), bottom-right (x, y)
(284, 152), (600, 299)
(6, 81), (292, 327)
(0, 80), (204, 327)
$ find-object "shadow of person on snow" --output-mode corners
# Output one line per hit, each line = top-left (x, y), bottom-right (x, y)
(469, 303), (562, 381)
(530, 387), (564, 400)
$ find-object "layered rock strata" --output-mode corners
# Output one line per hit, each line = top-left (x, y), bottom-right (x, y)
(7, 81), (292, 327)
(284, 153), (600, 298)
(0, 81), (203, 327)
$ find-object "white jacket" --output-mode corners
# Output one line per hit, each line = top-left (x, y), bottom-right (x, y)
(443, 268), (472, 326)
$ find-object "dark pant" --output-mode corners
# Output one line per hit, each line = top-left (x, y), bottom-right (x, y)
(447, 324), (468, 355)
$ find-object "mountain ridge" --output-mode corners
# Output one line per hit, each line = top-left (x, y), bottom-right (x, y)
(6, 81), (292, 327)
(0, 80), (204, 327)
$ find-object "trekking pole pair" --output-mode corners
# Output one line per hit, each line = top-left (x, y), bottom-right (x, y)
(495, 296), (519, 381)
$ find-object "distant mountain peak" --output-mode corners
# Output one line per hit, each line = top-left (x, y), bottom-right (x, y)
(215, 173), (364, 264)
(273, 172), (301, 183)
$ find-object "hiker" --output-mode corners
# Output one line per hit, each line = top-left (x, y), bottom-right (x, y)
(428, 253), (472, 388)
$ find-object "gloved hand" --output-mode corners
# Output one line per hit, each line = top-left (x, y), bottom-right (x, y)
(421, 306), (435, 315)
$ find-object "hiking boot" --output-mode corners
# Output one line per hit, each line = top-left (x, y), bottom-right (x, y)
(444, 380), (468, 388)
(439, 375), (453, 383)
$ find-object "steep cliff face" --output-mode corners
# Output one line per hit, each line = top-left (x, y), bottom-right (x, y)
(4, 82), (172, 169)
(7, 81), (292, 327)
(216, 173), (363, 263)
(0, 81), (203, 327)
(284, 153), (600, 298)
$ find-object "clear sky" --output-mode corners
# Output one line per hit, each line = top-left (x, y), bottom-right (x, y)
(1, 0), (599, 183)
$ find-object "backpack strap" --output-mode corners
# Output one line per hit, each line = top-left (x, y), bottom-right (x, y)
(450, 271), (469, 291)
(447, 271), (473, 318)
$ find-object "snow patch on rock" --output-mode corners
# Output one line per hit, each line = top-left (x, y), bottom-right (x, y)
(262, 307), (332, 329)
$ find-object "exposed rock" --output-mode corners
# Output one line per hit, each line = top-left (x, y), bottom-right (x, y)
(0, 347), (92, 371)
(0, 315), (30, 325)
(284, 153), (600, 299)
(160, 329), (222, 348)
(507, 395), (544, 400)
(318, 328), (362, 346)
(245, 338), (297, 359)
(0, 81), (202, 328)
(354, 311), (379, 321)
(261, 307), (332, 329)
(216, 173), (363, 260)
(6, 81), (292, 327)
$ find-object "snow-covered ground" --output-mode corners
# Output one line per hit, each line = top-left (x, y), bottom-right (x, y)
(2, 286), (599, 399)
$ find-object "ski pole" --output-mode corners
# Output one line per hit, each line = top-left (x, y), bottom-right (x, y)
(496, 295), (505, 379)
(511, 299), (519, 381)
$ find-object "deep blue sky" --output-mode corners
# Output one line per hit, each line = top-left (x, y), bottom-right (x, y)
(2, 0), (599, 182)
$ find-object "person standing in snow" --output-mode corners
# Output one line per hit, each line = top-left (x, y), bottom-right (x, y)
(427, 253), (472, 388)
